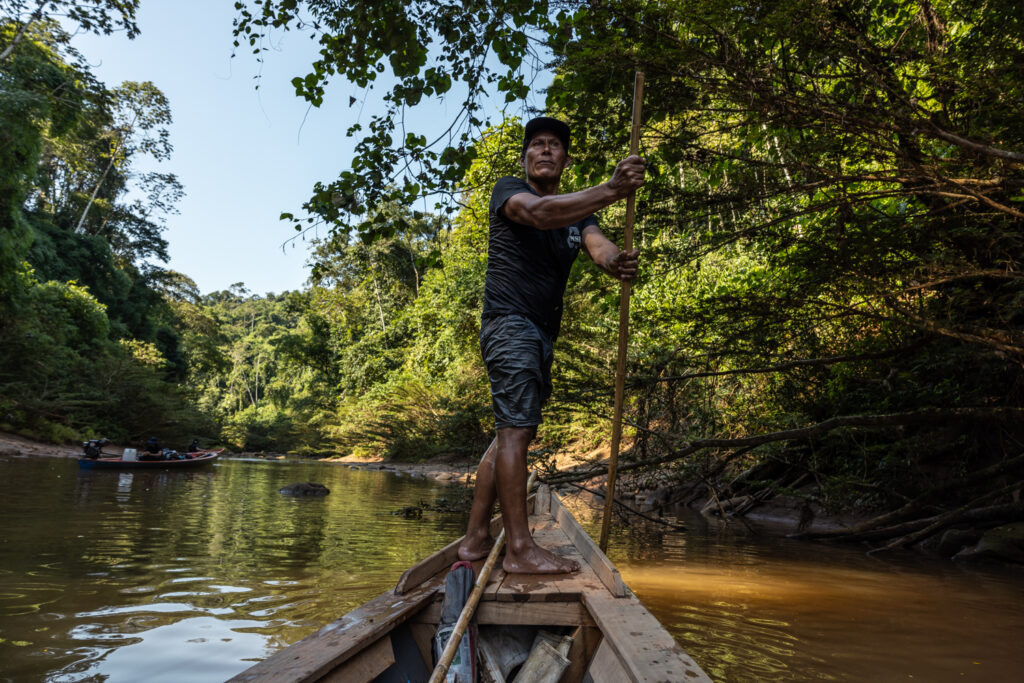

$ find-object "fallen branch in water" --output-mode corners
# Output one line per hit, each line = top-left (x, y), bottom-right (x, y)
(801, 500), (1024, 545)
(867, 484), (1024, 554)
(791, 451), (1024, 541)
(556, 481), (687, 531)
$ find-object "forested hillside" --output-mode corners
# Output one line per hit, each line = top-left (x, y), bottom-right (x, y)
(4, 1), (1023, 548)
(1, 11), (213, 444)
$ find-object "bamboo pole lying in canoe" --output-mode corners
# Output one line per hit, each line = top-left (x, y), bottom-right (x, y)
(428, 470), (539, 683)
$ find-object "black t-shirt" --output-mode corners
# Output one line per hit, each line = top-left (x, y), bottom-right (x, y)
(482, 176), (598, 339)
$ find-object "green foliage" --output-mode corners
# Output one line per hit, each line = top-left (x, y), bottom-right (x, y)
(232, 0), (1024, 510)
(177, 288), (335, 452)
(1, 1), (140, 48)
(302, 199), (493, 457)
(232, 0), (556, 239)
(537, 0), (1024, 504)
(0, 266), (212, 444)
(0, 18), (206, 447)
(0, 19), (84, 300)
(5, 0), (1024, 523)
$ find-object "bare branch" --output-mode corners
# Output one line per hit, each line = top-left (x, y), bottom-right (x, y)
(793, 451), (1024, 540)
(870, 482), (1023, 553)
(0, 2), (44, 63)
(545, 408), (1024, 484)
(927, 124), (1024, 165)
(643, 344), (926, 385)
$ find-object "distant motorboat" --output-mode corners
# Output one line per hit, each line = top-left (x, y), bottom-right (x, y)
(78, 449), (223, 470)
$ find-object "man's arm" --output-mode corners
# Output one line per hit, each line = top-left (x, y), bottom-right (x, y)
(502, 155), (646, 231)
(582, 225), (640, 281)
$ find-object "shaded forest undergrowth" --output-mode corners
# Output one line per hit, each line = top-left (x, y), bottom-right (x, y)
(539, 432), (1024, 564)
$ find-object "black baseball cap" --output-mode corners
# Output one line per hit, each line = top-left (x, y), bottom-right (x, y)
(522, 117), (571, 155)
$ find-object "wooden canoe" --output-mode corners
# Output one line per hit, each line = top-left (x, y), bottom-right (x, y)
(229, 484), (712, 683)
(77, 449), (223, 470)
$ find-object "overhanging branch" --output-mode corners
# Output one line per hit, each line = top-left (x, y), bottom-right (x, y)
(642, 343), (926, 385)
(544, 407), (1024, 484)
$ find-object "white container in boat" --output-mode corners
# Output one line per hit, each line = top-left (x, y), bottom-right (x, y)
(122, 448), (137, 461)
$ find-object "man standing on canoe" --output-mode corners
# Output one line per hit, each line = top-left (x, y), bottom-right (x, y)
(458, 117), (645, 573)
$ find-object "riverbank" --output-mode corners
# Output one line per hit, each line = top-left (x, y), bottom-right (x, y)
(0, 432), (88, 459)
(0, 431), (481, 485)
(8, 430), (1019, 566)
(0, 430), (913, 532)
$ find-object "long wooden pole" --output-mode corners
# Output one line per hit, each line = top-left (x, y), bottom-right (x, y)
(429, 470), (539, 683)
(599, 71), (645, 553)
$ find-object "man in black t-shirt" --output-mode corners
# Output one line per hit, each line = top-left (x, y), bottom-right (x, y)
(458, 117), (645, 573)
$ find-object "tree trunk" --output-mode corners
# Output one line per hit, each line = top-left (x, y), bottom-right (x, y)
(75, 142), (119, 234)
(371, 272), (387, 333)
(0, 6), (42, 63)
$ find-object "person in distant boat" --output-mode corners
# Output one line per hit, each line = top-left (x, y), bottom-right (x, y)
(457, 117), (644, 574)
(140, 436), (162, 461)
(188, 439), (200, 453)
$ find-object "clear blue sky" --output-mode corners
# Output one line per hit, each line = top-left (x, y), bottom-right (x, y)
(70, 2), (551, 297)
(71, 2), (356, 296)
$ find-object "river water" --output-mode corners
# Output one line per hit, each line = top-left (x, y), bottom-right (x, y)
(0, 456), (1020, 682)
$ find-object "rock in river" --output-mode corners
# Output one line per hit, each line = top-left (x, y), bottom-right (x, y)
(954, 522), (1024, 564)
(279, 482), (330, 496)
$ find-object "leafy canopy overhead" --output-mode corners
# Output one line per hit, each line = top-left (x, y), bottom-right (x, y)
(232, 0), (566, 239)
(0, 1), (140, 63)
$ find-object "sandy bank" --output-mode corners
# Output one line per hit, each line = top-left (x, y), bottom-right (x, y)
(0, 432), (91, 459)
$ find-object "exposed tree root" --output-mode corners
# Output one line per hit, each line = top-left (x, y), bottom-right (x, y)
(868, 485), (1024, 554)
(540, 416), (1024, 557)
(544, 409), (1024, 486)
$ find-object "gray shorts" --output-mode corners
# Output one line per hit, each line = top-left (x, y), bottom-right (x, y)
(480, 314), (553, 429)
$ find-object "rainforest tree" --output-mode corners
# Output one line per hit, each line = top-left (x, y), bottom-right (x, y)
(0, 17), (209, 444)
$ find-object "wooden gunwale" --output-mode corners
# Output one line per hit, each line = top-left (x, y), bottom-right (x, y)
(229, 484), (713, 682)
(393, 491), (537, 595)
(227, 576), (442, 682)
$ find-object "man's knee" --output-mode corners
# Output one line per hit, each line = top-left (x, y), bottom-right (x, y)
(497, 425), (535, 449)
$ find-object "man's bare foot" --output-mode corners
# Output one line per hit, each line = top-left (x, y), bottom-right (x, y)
(457, 533), (495, 561)
(503, 543), (580, 574)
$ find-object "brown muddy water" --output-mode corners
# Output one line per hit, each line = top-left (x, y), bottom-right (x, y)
(0, 456), (1020, 682)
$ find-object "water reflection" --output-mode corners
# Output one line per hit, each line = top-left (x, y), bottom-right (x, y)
(561, 492), (1024, 683)
(0, 458), (467, 682)
(2, 458), (1022, 682)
